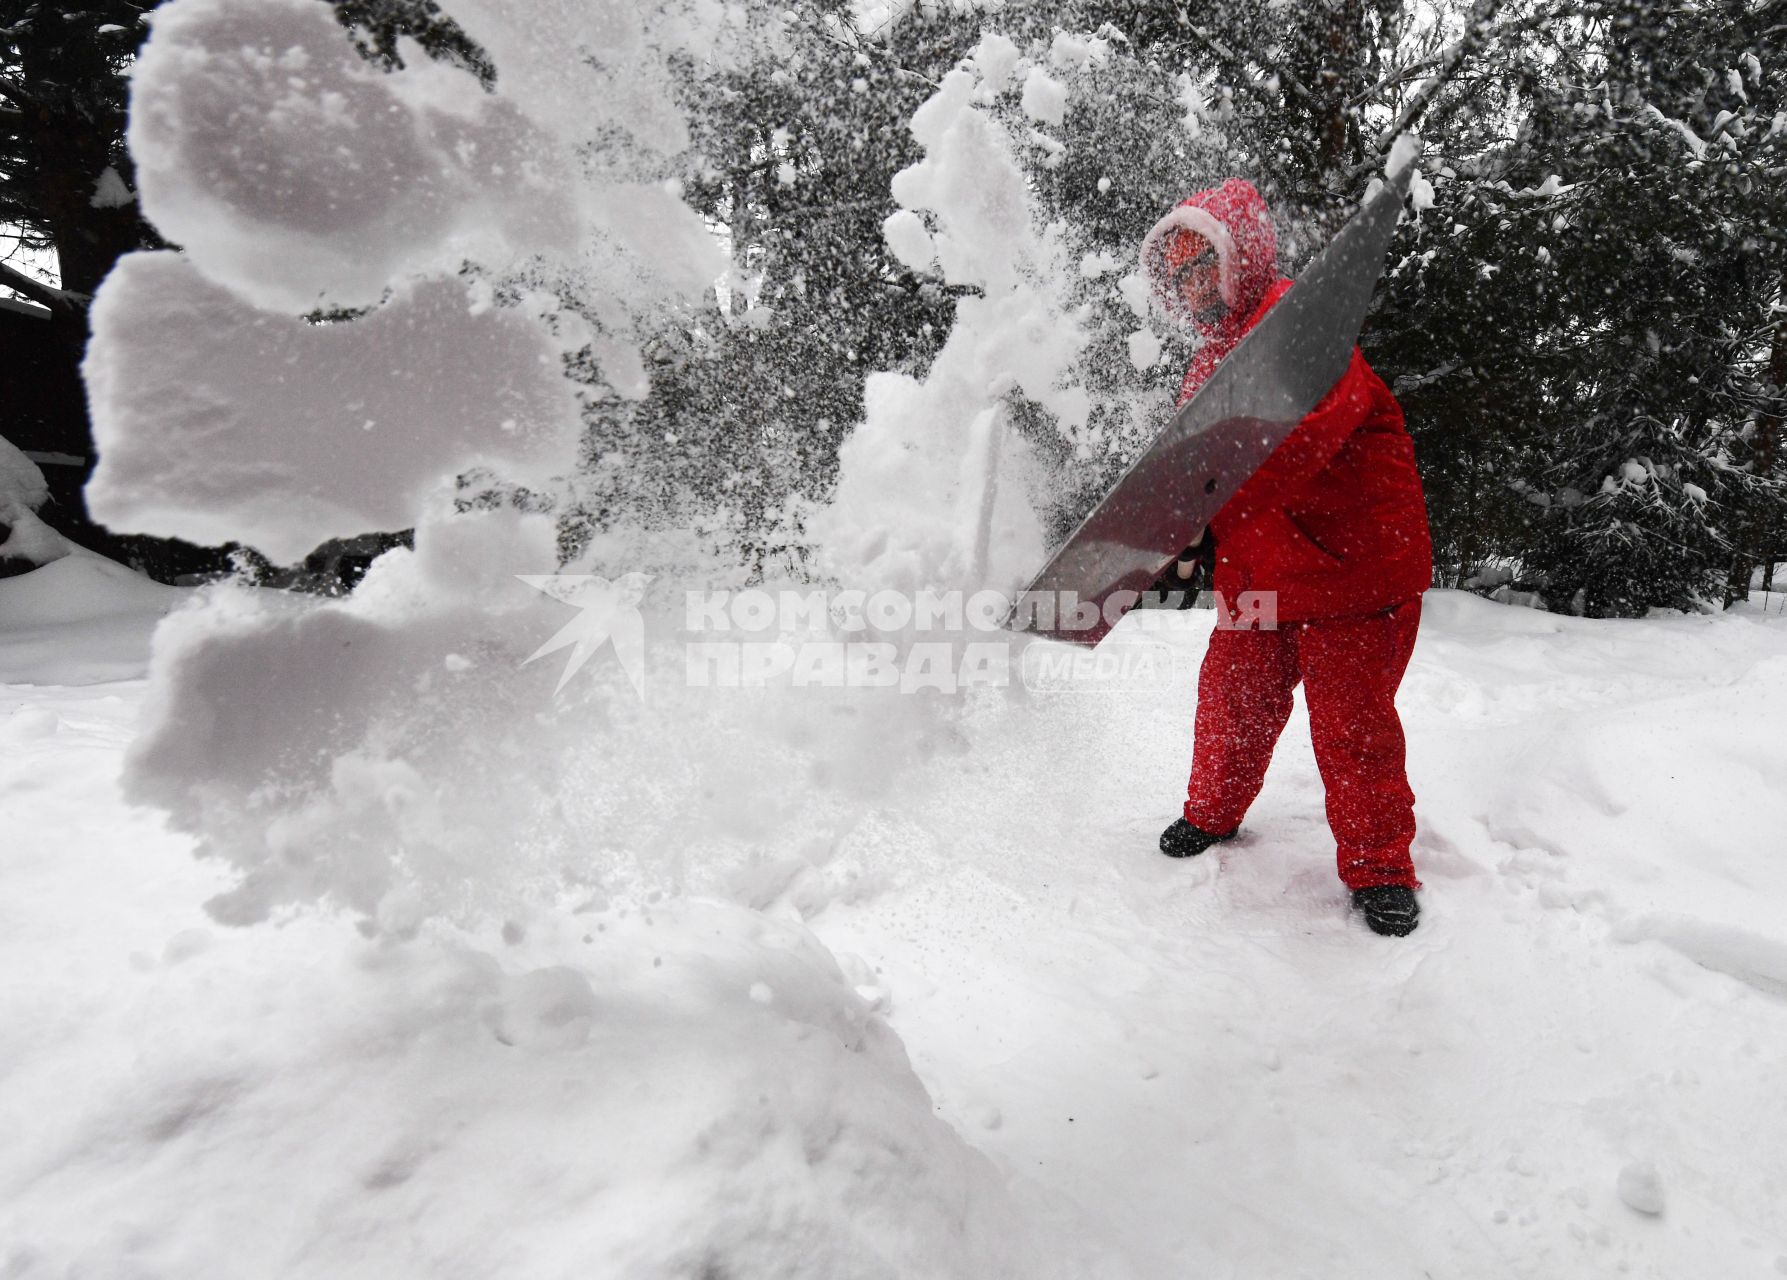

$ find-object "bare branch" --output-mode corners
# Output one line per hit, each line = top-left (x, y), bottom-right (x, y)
(1349, 53), (1447, 110)
(807, 10), (940, 91)
(1355, 1), (1573, 113)
(1181, 14), (1316, 109)
(1373, 0), (1508, 154)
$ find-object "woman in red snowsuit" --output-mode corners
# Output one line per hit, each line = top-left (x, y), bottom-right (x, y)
(1140, 178), (1433, 937)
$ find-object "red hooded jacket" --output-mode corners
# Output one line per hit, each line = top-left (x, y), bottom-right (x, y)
(1141, 179), (1433, 623)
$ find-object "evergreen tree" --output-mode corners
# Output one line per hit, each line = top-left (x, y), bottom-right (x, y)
(1, 0), (179, 571)
(0, 0), (151, 305)
(1377, 0), (1785, 615)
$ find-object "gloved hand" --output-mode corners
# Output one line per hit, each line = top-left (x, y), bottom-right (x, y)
(1147, 530), (1213, 607)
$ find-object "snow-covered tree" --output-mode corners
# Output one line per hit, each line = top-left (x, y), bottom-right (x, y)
(1375, 0), (1786, 614)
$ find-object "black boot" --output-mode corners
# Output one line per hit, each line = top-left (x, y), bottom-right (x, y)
(1159, 818), (1238, 859)
(1351, 885), (1420, 936)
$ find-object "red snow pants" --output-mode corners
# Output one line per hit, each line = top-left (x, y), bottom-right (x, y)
(1183, 597), (1423, 891)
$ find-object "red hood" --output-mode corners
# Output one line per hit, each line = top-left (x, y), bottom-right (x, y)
(1140, 178), (1284, 403)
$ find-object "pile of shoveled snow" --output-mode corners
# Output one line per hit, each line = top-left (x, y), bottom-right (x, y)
(0, 584), (1101, 1278)
(0, 434), (50, 519)
(0, 433), (188, 685)
(0, 552), (189, 685)
(0, 813), (1064, 1278)
(0, 434), (72, 574)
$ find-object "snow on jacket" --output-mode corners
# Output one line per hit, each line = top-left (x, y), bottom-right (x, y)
(1141, 178), (1433, 623)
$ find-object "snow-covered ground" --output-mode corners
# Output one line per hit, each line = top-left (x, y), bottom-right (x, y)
(26, 0), (1786, 1272)
(4, 585), (1785, 1278)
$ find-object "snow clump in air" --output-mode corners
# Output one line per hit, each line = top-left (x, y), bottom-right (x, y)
(1021, 66), (1069, 126)
(813, 34), (1111, 604)
(122, 0), (575, 314)
(76, 0), (1088, 1269)
(81, 0), (728, 922)
(86, 264), (580, 562)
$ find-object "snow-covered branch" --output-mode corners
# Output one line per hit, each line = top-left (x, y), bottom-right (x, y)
(806, 10), (940, 90)
(1370, 0), (1567, 156)
(1352, 1), (1572, 113)
(0, 260), (85, 313)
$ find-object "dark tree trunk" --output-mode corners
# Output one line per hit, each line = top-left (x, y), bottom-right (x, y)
(1726, 314), (1786, 607)
(1286, 0), (1370, 220)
